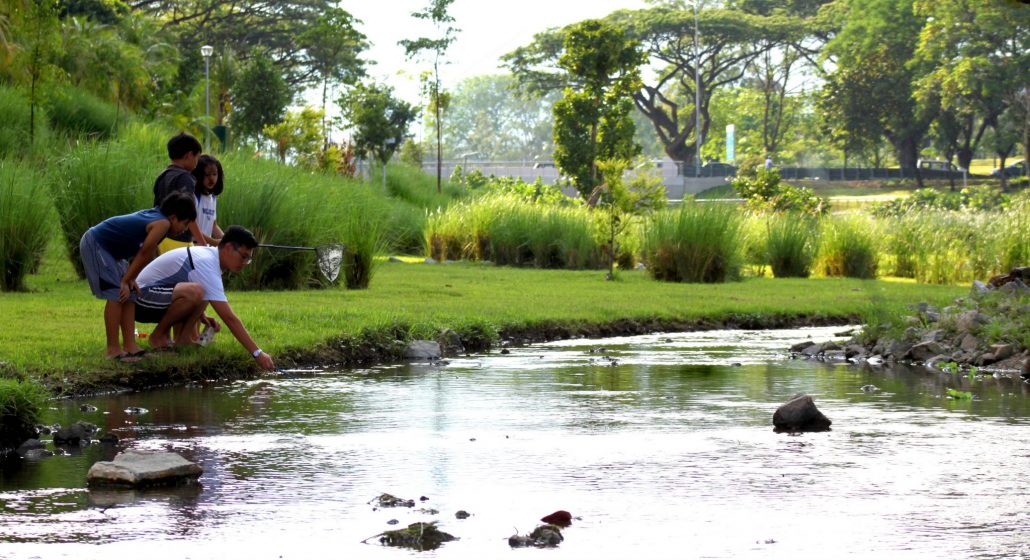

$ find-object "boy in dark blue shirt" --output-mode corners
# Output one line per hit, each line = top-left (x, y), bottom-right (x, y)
(79, 192), (197, 362)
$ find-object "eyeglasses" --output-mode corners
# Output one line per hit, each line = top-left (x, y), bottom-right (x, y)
(233, 245), (254, 264)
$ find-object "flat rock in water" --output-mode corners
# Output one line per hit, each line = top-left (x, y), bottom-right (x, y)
(772, 394), (832, 433)
(87, 450), (202, 488)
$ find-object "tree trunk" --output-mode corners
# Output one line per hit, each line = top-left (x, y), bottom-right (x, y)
(894, 136), (922, 188)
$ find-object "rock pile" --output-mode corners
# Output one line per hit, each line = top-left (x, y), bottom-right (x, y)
(792, 277), (1030, 375)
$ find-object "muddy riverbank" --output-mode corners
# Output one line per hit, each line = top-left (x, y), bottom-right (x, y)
(37, 313), (857, 397)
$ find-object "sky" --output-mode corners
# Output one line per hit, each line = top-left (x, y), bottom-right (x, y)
(329, 0), (651, 105)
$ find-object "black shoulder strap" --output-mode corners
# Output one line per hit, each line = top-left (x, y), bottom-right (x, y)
(186, 246), (195, 270)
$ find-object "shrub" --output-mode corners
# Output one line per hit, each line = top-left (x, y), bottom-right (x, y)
(641, 202), (744, 283)
(0, 161), (52, 290)
(817, 214), (879, 279)
(0, 378), (48, 452)
(765, 212), (818, 278)
(733, 168), (827, 215)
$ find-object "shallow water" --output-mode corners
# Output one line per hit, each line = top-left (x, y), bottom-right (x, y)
(2, 326), (1030, 559)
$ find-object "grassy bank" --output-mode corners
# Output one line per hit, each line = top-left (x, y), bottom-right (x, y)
(0, 242), (965, 394)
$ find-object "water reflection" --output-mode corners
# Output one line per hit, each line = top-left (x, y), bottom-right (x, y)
(1, 326), (1029, 559)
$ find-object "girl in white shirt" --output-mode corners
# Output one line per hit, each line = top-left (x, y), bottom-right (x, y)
(192, 154), (224, 245)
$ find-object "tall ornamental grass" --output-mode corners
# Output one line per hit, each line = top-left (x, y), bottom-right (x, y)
(996, 195), (1030, 274)
(817, 214), (879, 279)
(764, 212), (818, 278)
(47, 124), (161, 277)
(425, 193), (602, 269)
(0, 85), (52, 158)
(0, 161), (52, 291)
(0, 378), (48, 452)
(46, 86), (128, 139)
(640, 202), (744, 283)
(219, 154), (390, 290)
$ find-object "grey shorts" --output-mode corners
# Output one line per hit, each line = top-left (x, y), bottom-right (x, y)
(80, 229), (130, 301)
(135, 284), (174, 323)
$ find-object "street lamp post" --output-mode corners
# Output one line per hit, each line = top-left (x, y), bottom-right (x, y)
(694, 1), (701, 177)
(383, 137), (397, 193)
(201, 45), (214, 152)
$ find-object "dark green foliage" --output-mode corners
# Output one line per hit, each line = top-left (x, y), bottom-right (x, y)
(0, 378), (47, 452)
(552, 19), (644, 198)
(230, 52), (293, 141)
(339, 82), (419, 164)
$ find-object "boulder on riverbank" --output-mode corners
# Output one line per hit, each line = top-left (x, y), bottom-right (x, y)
(773, 394), (832, 433)
(86, 450), (202, 488)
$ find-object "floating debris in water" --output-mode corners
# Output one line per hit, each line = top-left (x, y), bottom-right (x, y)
(372, 493), (415, 508)
(509, 524), (563, 548)
(79, 404), (98, 413)
(540, 510), (572, 527)
(861, 384), (880, 393)
(376, 522), (456, 550)
(455, 510), (471, 519)
(124, 407), (148, 415)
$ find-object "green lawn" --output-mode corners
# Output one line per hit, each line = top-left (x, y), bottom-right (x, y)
(1, 241), (965, 392)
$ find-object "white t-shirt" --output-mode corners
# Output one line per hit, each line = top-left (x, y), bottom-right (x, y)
(196, 193), (217, 238)
(136, 246), (227, 302)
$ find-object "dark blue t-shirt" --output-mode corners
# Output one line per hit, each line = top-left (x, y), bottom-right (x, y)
(90, 208), (166, 261)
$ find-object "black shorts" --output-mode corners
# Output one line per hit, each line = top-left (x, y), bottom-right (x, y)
(135, 285), (174, 323)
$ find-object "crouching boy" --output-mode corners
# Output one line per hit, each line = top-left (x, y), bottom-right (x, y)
(134, 225), (275, 371)
(80, 192), (197, 362)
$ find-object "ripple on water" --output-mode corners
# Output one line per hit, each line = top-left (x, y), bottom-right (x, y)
(3, 326), (1030, 559)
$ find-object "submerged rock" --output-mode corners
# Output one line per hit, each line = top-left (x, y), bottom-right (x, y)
(773, 394), (832, 433)
(378, 522), (456, 550)
(86, 450), (202, 488)
(509, 524), (564, 548)
(373, 493), (415, 508)
(54, 421), (98, 445)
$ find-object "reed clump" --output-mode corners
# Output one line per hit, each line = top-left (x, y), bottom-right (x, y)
(640, 202), (744, 283)
(817, 214), (879, 279)
(764, 212), (818, 278)
(425, 193), (602, 269)
(0, 161), (52, 291)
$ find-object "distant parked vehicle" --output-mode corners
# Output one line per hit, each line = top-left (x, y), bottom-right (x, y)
(686, 162), (737, 177)
(917, 159), (960, 173)
(990, 160), (1026, 178)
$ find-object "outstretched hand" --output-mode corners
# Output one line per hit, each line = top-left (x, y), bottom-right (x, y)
(256, 352), (275, 371)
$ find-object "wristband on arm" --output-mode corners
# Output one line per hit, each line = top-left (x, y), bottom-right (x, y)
(252, 348), (263, 358)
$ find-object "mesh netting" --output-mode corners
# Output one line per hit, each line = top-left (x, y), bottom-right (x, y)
(316, 244), (345, 283)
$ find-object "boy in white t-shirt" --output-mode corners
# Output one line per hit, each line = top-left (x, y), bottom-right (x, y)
(135, 226), (275, 371)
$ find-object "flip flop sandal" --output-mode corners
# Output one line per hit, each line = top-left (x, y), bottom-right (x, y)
(107, 353), (142, 363)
